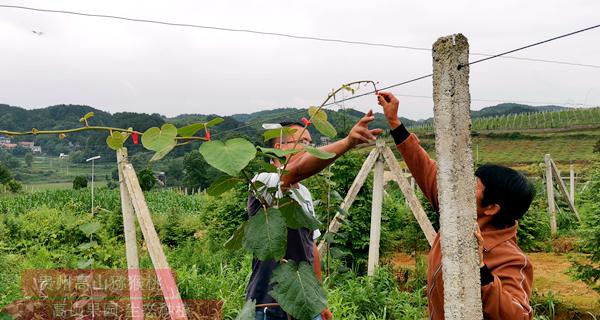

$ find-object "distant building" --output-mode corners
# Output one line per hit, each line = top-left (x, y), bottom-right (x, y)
(32, 146), (42, 154)
(18, 142), (34, 149)
(0, 143), (17, 150)
(59, 153), (68, 159)
(0, 136), (10, 144)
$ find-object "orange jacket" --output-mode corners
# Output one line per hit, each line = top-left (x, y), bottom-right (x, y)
(396, 132), (533, 320)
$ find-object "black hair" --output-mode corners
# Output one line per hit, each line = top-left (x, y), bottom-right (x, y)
(268, 121), (305, 147)
(475, 164), (535, 228)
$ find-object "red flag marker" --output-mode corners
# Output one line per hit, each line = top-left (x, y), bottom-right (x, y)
(301, 117), (311, 127)
(132, 132), (139, 145)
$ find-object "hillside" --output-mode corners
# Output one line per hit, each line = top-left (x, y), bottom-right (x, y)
(0, 102), (591, 164)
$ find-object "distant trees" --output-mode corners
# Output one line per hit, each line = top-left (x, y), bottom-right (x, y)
(73, 176), (88, 189)
(24, 153), (33, 168)
(137, 168), (156, 191)
(0, 163), (11, 184)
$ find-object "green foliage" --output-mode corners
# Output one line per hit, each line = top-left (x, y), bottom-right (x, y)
(72, 175), (87, 189)
(0, 164), (11, 184)
(594, 138), (600, 154)
(326, 265), (427, 319)
(137, 167), (156, 191)
(570, 160), (600, 294)
(199, 138), (257, 176)
(24, 154), (33, 168)
(270, 260), (328, 320)
(517, 195), (552, 252)
(243, 207), (287, 261)
(5, 180), (22, 193)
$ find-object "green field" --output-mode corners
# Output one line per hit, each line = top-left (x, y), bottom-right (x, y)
(13, 156), (113, 189)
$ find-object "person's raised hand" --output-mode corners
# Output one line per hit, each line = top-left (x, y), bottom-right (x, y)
(474, 223), (485, 268)
(345, 109), (383, 148)
(376, 91), (401, 129)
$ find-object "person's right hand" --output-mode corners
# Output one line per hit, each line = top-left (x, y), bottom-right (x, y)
(376, 92), (401, 129)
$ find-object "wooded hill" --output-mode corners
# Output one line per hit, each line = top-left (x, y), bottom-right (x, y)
(0, 102), (579, 161)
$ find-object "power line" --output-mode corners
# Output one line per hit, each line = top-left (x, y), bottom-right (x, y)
(1, 4), (599, 69)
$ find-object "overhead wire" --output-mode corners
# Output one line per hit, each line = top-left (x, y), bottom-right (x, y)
(0, 4), (599, 69)
(1, 4), (598, 136)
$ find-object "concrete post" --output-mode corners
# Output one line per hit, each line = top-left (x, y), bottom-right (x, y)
(367, 141), (385, 276)
(545, 154), (557, 235)
(569, 164), (575, 204)
(432, 34), (483, 320)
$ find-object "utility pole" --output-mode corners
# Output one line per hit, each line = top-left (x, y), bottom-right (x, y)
(86, 155), (101, 214)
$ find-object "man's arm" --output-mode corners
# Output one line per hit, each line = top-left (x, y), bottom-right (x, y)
(281, 110), (382, 187)
(480, 256), (533, 319)
(377, 92), (439, 211)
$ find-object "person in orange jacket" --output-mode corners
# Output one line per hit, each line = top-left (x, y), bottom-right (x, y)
(377, 92), (535, 320)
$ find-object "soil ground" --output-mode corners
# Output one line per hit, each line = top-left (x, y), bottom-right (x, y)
(390, 251), (600, 316)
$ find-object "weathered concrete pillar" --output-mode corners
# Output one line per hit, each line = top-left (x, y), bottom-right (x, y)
(367, 140), (385, 276)
(569, 164), (575, 204)
(545, 154), (557, 236)
(432, 34), (483, 320)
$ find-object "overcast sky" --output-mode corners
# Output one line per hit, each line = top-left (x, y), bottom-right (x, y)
(1, 1), (598, 120)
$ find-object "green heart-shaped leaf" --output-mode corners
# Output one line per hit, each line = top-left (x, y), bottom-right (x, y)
(206, 117), (225, 127)
(243, 207), (287, 261)
(279, 197), (321, 231)
(178, 123), (205, 138)
(301, 144), (336, 159)
(207, 176), (243, 196)
(79, 221), (101, 236)
(224, 221), (247, 251)
(79, 112), (94, 123)
(142, 124), (177, 151)
(263, 127), (298, 142)
(308, 107), (337, 138)
(257, 146), (300, 160)
(149, 140), (177, 162)
(106, 131), (129, 150)
(270, 260), (327, 320)
(177, 118), (224, 137)
(199, 138), (256, 176)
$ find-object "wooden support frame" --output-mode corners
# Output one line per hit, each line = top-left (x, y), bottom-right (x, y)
(367, 141), (385, 276)
(549, 158), (580, 221)
(117, 148), (188, 320)
(317, 139), (436, 273)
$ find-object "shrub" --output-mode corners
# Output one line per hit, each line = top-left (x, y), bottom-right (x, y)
(137, 167), (156, 191)
(72, 176), (88, 189)
(6, 180), (22, 193)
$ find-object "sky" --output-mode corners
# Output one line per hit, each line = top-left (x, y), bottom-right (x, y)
(0, 0), (599, 120)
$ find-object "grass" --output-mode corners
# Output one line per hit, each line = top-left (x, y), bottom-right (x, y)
(405, 129), (599, 169)
(12, 156), (113, 188)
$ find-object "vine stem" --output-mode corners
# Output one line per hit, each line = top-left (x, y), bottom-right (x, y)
(241, 169), (269, 210)
(0, 126), (207, 141)
(280, 80), (377, 174)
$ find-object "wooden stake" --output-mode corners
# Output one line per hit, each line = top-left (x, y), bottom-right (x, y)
(550, 159), (580, 221)
(545, 154), (557, 236)
(367, 142), (385, 276)
(120, 161), (188, 320)
(317, 147), (379, 256)
(382, 146), (436, 246)
(432, 33), (483, 320)
(117, 149), (144, 320)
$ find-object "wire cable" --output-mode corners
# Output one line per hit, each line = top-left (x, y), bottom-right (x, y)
(0, 4), (599, 69)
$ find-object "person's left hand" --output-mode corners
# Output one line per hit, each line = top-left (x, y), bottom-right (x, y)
(321, 307), (333, 320)
(344, 109), (383, 148)
(474, 223), (485, 268)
